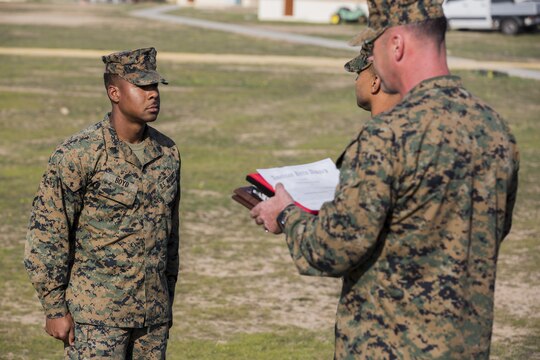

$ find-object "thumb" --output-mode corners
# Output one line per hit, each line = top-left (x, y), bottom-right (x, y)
(275, 183), (294, 203)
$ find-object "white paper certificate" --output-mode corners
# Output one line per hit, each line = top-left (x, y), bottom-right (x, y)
(257, 158), (340, 211)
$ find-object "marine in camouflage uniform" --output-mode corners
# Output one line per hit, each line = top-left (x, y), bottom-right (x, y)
(344, 41), (401, 117)
(252, 1), (519, 358)
(24, 47), (180, 358)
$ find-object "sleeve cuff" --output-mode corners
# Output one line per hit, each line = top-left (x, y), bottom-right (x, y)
(44, 303), (69, 319)
(277, 203), (297, 231)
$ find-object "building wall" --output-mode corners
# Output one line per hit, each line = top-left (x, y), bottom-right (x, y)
(258, 0), (367, 23)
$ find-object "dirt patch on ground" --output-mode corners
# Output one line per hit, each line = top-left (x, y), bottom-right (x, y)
(176, 207), (341, 338)
(0, 279), (43, 326)
(491, 323), (530, 343)
(176, 202), (540, 343)
(0, 2), (108, 27)
(0, 85), (58, 95)
(495, 278), (540, 319)
(0, 11), (105, 26)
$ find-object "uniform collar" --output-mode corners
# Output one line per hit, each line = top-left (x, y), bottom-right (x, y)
(403, 75), (463, 102)
(102, 113), (163, 168)
(336, 76), (463, 168)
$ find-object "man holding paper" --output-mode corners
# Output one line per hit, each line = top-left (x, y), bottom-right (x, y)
(236, 43), (399, 218)
(250, 0), (519, 358)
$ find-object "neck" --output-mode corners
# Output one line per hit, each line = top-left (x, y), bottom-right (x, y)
(110, 110), (146, 144)
(371, 93), (402, 116)
(399, 42), (450, 96)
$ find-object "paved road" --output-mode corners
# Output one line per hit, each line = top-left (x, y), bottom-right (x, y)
(131, 5), (540, 80)
(131, 5), (352, 51)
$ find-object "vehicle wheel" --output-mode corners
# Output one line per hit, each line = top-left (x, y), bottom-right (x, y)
(500, 18), (521, 35)
(330, 14), (341, 25)
(357, 15), (367, 24)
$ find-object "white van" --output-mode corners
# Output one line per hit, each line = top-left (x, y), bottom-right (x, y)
(443, 0), (540, 34)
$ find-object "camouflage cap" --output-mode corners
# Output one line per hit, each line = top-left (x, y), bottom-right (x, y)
(344, 42), (373, 73)
(349, 0), (445, 45)
(102, 47), (168, 86)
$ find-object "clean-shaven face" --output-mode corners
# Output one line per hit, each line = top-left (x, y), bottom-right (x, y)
(117, 79), (161, 124)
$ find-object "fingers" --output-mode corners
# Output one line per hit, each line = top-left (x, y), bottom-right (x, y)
(45, 315), (74, 343)
(48, 328), (68, 341)
(68, 322), (75, 346)
(263, 221), (281, 234)
(250, 191), (290, 234)
(249, 203), (261, 219)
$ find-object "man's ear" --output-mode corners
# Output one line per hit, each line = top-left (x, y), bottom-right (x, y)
(107, 84), (120, 104)
(391, 33), (405, 62)
(371, 75), (381, 95)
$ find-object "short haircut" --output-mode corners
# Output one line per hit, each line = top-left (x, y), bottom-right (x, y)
(406, 17), (447, 46)
(103, 73), (120, 89)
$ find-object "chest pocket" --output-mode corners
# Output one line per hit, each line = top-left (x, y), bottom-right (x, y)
(157, 171), (178, 205)
(85, 173), (138, 232)
(98, 173), (138, 207)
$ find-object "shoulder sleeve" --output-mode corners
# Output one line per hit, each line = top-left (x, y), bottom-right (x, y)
(502, 145), (520, 240)
(166, 147), (181, 307)
(24, 147), (87, 318)
(283, 122), (397, 277)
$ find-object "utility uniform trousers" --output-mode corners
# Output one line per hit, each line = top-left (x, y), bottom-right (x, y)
(64, 322), (169, 360)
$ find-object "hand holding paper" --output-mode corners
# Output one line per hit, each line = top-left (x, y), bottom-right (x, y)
(233, 158), (339, 234)
(256, 158), (339, 213)
(250, 183), (294, 234)
(236, 158), (339, 214)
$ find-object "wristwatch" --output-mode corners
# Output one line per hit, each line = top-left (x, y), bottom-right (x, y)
(276, 204), (294, 231)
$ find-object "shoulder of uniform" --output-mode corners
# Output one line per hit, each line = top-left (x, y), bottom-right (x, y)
(147, 125), (176, 148)
(361, 114), (398, 142)
(50, 121), (105, 163)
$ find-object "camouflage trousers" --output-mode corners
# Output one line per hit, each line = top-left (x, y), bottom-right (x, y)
(64, 322), (169, 359)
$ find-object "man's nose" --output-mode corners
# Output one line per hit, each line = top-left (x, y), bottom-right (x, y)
(147, 86), (159, 98)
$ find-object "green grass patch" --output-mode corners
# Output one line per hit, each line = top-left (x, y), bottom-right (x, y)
(167, 330), (334, 360)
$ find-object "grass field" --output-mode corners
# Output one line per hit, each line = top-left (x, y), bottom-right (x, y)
(0, 2), (539, 359)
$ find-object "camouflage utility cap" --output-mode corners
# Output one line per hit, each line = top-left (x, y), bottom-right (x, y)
(350, 0), (445, 45)
(344, 42), (373, 73)
(102, 47), (168, 86)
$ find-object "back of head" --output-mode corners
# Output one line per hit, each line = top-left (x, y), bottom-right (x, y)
(350, 0), (446, 45)
(405, 16), (447, 47)
(349, 0), (450, 95)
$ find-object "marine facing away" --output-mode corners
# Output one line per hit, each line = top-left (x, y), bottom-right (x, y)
(250, 0), (519, 358)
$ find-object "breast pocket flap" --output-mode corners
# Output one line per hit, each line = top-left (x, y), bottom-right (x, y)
(98, 173), (138, 207)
